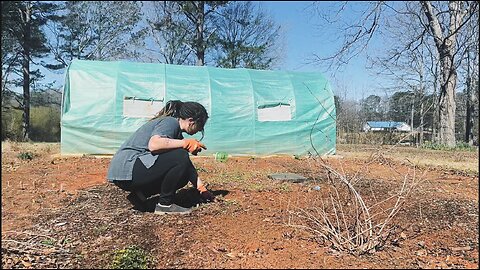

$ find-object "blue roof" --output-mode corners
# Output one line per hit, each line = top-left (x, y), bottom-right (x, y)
(366, 121), (406, 128)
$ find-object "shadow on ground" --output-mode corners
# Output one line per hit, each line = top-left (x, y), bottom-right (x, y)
(126, 188), (229, 212)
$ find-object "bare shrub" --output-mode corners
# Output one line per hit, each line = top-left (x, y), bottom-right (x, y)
(287, 83), (429, 255)
(287, 153), (423, 255)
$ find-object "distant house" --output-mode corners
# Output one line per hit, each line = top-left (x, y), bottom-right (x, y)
(363, 121), (411, 132)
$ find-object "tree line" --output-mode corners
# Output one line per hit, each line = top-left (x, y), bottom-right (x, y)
(1, 1), (478, 147)
(335, 89), (479, 145)
(1, 1), (282, 141)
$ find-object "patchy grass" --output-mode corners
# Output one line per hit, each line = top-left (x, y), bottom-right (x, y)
(3, 142), (477, 175)
(2, 141), (59, 157)
(337, 144), (479, 175)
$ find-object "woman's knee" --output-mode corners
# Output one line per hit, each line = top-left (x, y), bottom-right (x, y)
(113, 180), (132, 191)
(168, 148), (191, 162)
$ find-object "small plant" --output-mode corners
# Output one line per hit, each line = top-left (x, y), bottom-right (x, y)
(278, 182), (291, 192)
(17, 152), (34, 160)
(248, 183), (265, 191)
(110, 245), (152, 269)
(197, 166), (208, 173)
(94, 225), (110, 235)
(421, 141), (476, 151)
(40, 238), (55, 246)
(223, 199), (239, 206)
(455, 142), (476, 151)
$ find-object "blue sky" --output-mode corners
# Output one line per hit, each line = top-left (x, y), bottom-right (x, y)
(260, 1), (383, 100)
(35, 1), (382, 101)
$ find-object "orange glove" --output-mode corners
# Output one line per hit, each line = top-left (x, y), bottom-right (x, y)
(197, 184), (215, 202)
(182, 139), (207, 155)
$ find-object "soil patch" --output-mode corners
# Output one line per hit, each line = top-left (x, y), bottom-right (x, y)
(1, 145), (478, 268)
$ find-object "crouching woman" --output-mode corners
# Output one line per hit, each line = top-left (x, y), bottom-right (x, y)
(107, 100), (214, 214)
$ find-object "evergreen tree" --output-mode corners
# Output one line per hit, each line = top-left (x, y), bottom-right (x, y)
(46, 1), (146, 70)
(360, 95), (383, 121)
(212, 1), (282, 69)
(146, 1), (195, 65)
(1, 1), (60, 141)
(147, 1), (228, 66)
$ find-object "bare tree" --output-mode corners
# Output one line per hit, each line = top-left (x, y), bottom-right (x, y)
(143, 1), (228, 66)
(310, 1), (478, 147)
(211, 1), (282, 69)
(456, 5), (479, 145)
(144, 1), (195, 65)
(368, 2), (441, 145)
(420, 1), (478, 146)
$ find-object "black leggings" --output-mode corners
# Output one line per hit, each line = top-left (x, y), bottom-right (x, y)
(116, 149), (198, 205)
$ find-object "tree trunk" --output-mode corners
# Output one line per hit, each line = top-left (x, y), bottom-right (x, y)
(465, 65), (474, 145)
(410, 98), (415, 145)
(464, 48), (475, 145)
(432, 68), (439, 142)
(195, 1), (205, 66)
(438, 52), (457, 146)
(21, 3), (31, 142)
(420, 102), (424, 146)
(421, 1), (465, 147)
(22, 54), (30, 142)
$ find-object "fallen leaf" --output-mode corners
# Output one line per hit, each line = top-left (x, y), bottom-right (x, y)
(416, 249), (427, 256)
(451, 246), (472, 251)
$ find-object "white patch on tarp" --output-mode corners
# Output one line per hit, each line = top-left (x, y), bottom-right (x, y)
(123, 97), (164, 118)
(257, 104), (291, 121)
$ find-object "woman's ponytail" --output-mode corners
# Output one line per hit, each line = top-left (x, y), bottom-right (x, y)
(151, 100), (183, 119)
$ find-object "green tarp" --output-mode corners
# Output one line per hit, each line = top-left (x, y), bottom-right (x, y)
(61, 59), (336, 156)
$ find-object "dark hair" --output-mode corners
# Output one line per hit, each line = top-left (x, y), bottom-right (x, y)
(152, 100), (209, 139)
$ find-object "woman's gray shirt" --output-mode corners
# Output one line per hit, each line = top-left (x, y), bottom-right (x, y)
(107, 116), (183, 181)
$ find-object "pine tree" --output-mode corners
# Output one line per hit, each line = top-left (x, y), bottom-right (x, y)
(1, 1), (60, 141)
(46, 1), (146, 70)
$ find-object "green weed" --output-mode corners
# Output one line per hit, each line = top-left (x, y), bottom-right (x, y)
(196, 166), (209, 173)
(248, 183), (266, 191)
(17, 151), (34, 160)
(94, 225), (110, 235)
(278, 183), (291, 192)
(223, 199), (239, 206)
(421, 141), (477, 151)
(110, 245), (152, 269)
(40, 238), (55, 246)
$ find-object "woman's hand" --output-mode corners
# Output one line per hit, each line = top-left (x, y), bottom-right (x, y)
(197, 184), (215, 202)
(183, 139), (207, 155)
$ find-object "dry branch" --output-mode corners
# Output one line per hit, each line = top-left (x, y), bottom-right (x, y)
(287, 83), (424, 254)
(287, 155), (421, 254)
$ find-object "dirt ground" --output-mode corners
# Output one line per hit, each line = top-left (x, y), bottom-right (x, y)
(1, 142), (479, 269)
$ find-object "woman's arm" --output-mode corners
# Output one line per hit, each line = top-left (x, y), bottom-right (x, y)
(150, 135), (206, 155)
(148, 135), (183, 153)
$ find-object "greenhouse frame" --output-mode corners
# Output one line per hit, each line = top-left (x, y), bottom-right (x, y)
(61, 60), (336, 156)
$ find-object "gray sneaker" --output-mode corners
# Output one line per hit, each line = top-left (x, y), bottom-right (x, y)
(154, 203), (192, 215)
